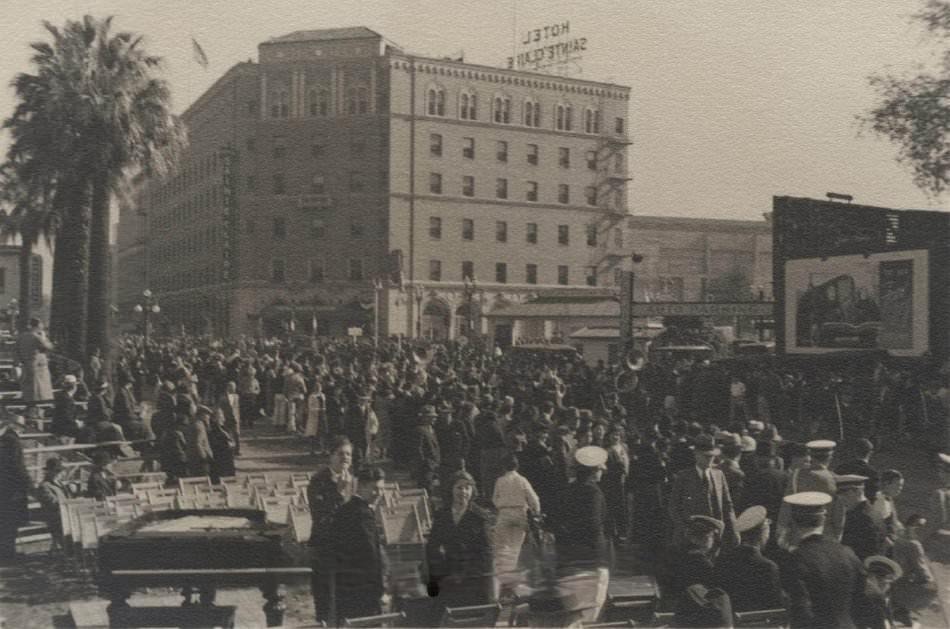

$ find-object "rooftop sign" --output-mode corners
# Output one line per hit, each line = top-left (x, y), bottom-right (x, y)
(507, 21), (586, 72)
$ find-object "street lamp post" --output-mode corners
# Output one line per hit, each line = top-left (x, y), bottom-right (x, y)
(373, 278), (384, 348)
(411, 285), (424, 338)
(463, 275), (478, 338)
(133, 289), (160, 346)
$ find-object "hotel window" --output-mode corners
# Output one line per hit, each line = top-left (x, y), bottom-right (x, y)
(496, 221), (508, 242)
(310, 216), (327, 238)
(526, 223), (538, 244)
(585, 186), (598, 206)
(272, 173), (285, 195)
(496, 140), (508, 162)
(614, 228), (624, 248)
(309, 259), (325, 282)
(493, 95), (511, 123)
(273, 217), (287, 240)
(587, 224), (598, 247)
(555, 103), (573, 131)
(429, 217), (442, 239)
(270, 89), (289, 119)
(429, 259), (442, 281)
(523, 99), (541, 127)
(526, 181), (538, 202)
(308, 88), (330, 117)
(310, 175), (326, 194)
(558, 224), (569, 245)
(346, 86), (369, 114)
(525, 264), (538, 285)
(462, 218), (474, 241)
(462, 261), (474, 280)
(350, 221), (365, 238)
(426, 86), (446, 116)
(349, 172), (366, 193)
(584, 108), (601, 134)
(271, 258), (286, 283)
(311, 144), (323, 158)
(460, 91), (478, 120)
(246, 138), (257, 153)
(559, 147), (570, 168)
(586, 266), (598, 286)
(615, 116), (625, 135)
(558, 184), (570, 204)
(527, 144), (539, 165)
(495, 178), (508, 199)
(429, 172), (443, 194)
(462, 175), (475, 197)
(495, 262), (508, 283)
(272, 136), (287, 158)
(246, 176), (256, 192)
(463, 137), (475, 159)
(349, 259), (364, 281)
(587, 150), (598, 170)
(557, 265), (569, 285)
(430, 133), (443, 156)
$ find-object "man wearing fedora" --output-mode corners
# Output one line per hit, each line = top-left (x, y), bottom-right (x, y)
(668, 434), (740, 549)
(412, 405), (441, 496)
(51, 374), (82, 440)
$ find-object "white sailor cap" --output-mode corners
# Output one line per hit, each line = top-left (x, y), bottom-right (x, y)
(736, 506), (768, 533)
(740, 435), (757, 453)
(864, 555), (903, 580)
(783, 491), (832, 514)
(939, 452), (950, 466)
(806, 439), (837, 452)
(574, 445), (608, 469)
(835, 474), (869, 492)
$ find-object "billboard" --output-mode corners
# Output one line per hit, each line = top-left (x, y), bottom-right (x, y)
(784, 249), (929, 356)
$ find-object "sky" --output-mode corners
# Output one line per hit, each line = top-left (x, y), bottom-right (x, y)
(0, 0), (944, 221)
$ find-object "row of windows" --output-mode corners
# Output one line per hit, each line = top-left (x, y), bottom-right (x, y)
(251, 170), (386, 195)
(246, 136), (380, 159)
(152, 226), (222, 264)
(428, 260), (590, 286)
(270, 258), (363, 283)
(428, 217), (622, 247)
(247, 216), (387, 240)
(153, 186), (221, 230)
(267, 84), (370, 119)
(149, 153), (220, 206)
(429, 135), (624, 173)
(424, 87), (625, 135)
(428, 173), (601, 206)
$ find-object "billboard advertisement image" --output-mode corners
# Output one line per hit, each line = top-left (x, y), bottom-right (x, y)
(784, 249), (929, 356)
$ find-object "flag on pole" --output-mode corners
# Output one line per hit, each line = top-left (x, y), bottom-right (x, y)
(191, 37), (209, 69)
(311, 310), (318, 337)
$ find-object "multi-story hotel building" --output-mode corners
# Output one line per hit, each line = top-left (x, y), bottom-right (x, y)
(119, 26), (633, 338)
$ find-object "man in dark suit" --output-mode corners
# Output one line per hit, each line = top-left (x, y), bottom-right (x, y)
(665, 515), (722, 612)
(412, 405), (441, 495)
(668, 434), (740, 548)
(742, 440), (787, 520)
(835, 438), (879, 502)
(780, 492), (864, 629)
(713, 506), (786, 613)
(837, 474), (887, 561)
(51, 375), (82, 439)
(87, 380), (114, 426)
(112, 371), (138, 429)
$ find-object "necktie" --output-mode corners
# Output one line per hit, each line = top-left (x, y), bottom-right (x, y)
(702, 470), (714, 515)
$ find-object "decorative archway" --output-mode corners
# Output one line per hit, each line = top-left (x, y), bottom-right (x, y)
(422, 299), (450, 340)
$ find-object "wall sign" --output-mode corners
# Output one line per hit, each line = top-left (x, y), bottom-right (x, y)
(507, 20), (586, 72)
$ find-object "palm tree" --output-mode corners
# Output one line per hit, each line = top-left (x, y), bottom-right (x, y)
(4, 15), (184, 366)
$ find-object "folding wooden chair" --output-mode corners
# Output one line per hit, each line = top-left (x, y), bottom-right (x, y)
(217, 476), (243, 489)
(145, 497), (176, 512)
(271, 486), (301, 503)
(243, 472), (269, 486)
(131, 481), (164, 497)
(439, 603), (502, 628)
(342, 612), (406, 628)
(147, 488), (181, 503)
(288, 506), (312, 544)
(734, 608), (788, 627)
(259, 496), (293, 524)
(175, 495), (197, 510)
(225, 490), (254, 509)
(178, 476), (212, 496)
(289, 471), (312, 485)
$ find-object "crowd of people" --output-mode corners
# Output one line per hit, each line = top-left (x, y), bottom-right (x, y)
(1, 325), (949, 627)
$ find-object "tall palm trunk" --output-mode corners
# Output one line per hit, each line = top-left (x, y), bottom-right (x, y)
(86, 171), (111, 365)
(49, 177), (91, 364)
(17, 239), (32, 332)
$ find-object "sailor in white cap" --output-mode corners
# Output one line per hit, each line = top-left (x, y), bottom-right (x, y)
(853, 555), (903, 629)
(781, 492), (864, 629)
(712, 505), (786, 613)
(550, 445), (610, 622)
(776, 440), (838, 549)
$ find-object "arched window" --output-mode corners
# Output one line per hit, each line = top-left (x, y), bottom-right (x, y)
(270, 89), (289, 119)
(493, 94), (511, 124)
(523, 99), (541, 127)
(307, 88), (330, 117)
(555, 103), (573, 131)
(426, 86), (446, 116)
(585, 107), (601, 134)
(346, 85), (370, 114)
(459, 90), (477, 120)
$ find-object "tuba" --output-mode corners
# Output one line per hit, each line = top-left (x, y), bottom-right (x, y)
(411, 347), (432, 386)
(614, 350), (645, 394)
